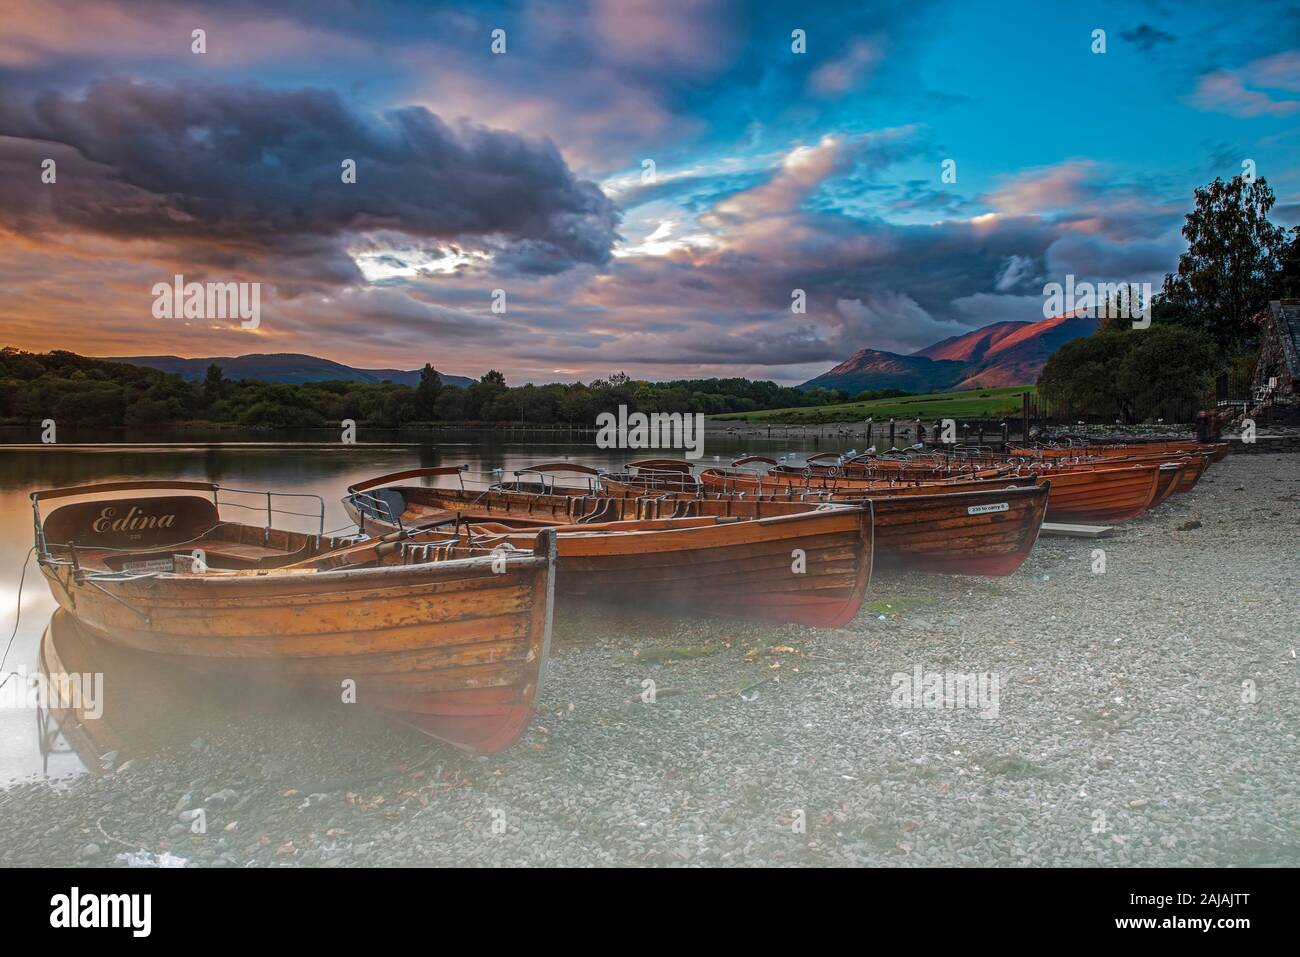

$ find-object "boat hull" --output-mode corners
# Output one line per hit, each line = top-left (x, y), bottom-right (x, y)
(868, 484), (1048, 575)
(666, 484), (1048, 576)
(464, 509), (875, 629)
(1035, 465), (1162, 522)
(39, 541), (556, 753)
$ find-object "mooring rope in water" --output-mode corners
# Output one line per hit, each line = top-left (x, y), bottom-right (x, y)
(0, 547), (37, 693)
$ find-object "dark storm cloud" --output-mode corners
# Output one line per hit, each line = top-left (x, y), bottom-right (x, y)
(0, 78), (620, 277)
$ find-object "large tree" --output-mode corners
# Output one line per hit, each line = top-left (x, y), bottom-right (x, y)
(1038, 327), (1216, 423)
(1158, 176), (1288, 351)
(1038, 333), (1134, 421)
(415, 363), (442, 419)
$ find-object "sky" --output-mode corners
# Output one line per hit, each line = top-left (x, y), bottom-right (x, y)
(1, 0), (1298, 385)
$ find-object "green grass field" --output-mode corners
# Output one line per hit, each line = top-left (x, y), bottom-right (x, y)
(710, 385), (1036, 425)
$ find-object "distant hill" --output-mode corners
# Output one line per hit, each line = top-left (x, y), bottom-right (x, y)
(800, 313), (1099, 393)
(803, 349), (967, 394)
(100, 353), (476, 388)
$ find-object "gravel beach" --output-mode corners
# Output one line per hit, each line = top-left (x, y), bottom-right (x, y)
(2, 453), (1296, 868)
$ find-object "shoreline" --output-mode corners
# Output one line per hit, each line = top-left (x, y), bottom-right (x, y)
(2, 453), (1295, 867)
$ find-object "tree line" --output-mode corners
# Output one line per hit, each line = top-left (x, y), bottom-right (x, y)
(0, 350), (861, 431)
(1038, 175), (1300, 422)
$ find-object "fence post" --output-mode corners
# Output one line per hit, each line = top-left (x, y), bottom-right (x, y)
(1021, 392), (1030, 444)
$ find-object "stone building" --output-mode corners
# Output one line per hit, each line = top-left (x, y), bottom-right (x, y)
(1252, 300), (1300, 403)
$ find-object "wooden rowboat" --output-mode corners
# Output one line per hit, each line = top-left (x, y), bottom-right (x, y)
(696, 466), (1022, 496)
(451, 512), (874, 628)
(879, 457), (1168, 521)
(1013, 453), (1209, 495)
(1010, 440), (1227, 462)
(622, 481), (1048, 576)
(31, 480), (557, 753)
(695, 467), (1038, 499)
(345, 469), (875, 627)
(1028, 464), (1163, 522)
(346, 467), (1045, 577)
(779, 454), (1014, 483)
(347, 468), (822, 527)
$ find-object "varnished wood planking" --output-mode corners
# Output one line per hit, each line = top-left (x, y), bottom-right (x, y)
(33, 479), (560, 753)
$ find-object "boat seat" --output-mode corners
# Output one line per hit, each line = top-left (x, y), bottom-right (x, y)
(199, 542), (295, 561)
(353, 489), (407, 524)
(99, 539), (298, 572)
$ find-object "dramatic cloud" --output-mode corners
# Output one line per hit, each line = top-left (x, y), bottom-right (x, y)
(0, 78), (621, 277)
(994, 255), (1039, 292)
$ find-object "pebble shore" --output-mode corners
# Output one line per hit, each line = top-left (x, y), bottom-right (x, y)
(1, 453), (1296, 867)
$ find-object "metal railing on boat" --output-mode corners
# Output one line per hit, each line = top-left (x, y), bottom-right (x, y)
(30, 481), (326, 558)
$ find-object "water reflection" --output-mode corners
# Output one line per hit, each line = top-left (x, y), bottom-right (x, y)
(33, 609), (251, 776)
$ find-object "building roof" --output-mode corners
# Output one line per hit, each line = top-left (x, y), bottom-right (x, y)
(1269, 300), (1300, 380)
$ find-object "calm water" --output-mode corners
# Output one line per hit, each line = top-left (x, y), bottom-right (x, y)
(0, 431), (841, 786)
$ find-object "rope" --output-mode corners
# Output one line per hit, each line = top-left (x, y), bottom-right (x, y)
(0, 547), (37, 693)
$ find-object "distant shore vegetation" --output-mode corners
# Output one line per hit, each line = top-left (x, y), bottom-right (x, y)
(0, 349), (864, 431)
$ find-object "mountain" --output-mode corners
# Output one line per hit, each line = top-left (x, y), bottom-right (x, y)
(948, 313), (1099, 389)
(100, 353), (476, 388)
(801, 349), (967, 394)
(799, 313), (1099, 393)
(913, 320), (1030, 363)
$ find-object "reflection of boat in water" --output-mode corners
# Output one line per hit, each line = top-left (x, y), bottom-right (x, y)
(35, 608), (238, 773)
(31, 480), (558, 753)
